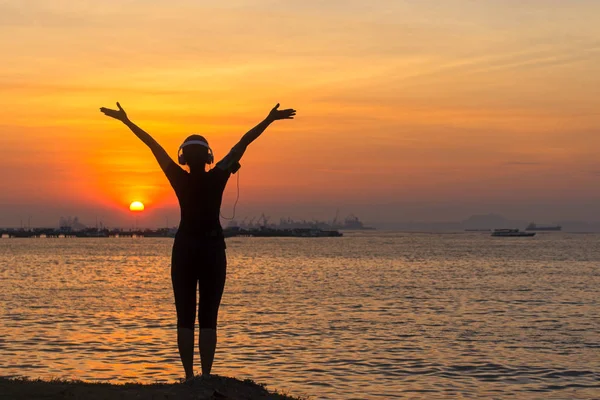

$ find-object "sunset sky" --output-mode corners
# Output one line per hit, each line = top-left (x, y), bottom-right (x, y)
(1, 0), (599, 228)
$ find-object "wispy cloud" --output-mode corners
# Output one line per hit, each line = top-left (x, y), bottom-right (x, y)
(315, 168), (371, 175)
(502, 162), (543, 166)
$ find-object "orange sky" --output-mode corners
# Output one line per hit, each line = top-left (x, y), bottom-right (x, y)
(1, 1), (599, 227)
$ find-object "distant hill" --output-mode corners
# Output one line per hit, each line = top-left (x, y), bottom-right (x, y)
(371, 214), (600, 232)
(461, 214), (526, 230)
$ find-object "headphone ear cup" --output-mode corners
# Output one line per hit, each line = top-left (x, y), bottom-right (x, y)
(178, 149), (186, 165)
(207, 148), (214, 164)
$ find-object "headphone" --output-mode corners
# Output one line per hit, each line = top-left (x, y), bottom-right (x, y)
(177, 137), (240, 221)
(178, 139), (214, 165)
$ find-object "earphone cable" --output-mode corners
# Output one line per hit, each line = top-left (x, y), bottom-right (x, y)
(220, 169), (240, 220)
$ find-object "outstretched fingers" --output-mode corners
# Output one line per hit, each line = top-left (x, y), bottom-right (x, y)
(282, 109), (296, 119)
(99, 107), (116, 116)
(268, 103), (297, 120)
(99, 101), (129, 122)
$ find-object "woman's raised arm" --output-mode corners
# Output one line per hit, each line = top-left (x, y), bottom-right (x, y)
(100, 102), (174, 171)
(216, 103), (296, 172)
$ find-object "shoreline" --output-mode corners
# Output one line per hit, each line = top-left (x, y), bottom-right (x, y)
(0, 376), (307, 400)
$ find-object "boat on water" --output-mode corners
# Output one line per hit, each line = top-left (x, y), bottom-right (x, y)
(525, 222), (561, 231)
(491, 229), (536, 237)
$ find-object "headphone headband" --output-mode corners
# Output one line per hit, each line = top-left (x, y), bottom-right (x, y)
(180, 140), (210, 149)
(178, 139), (214, 165)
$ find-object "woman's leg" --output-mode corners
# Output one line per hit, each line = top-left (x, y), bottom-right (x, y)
(198, 246), (227, 376)
(177, 327), (195, 379)
(199, 328), (217, 376)
(171, 239), (198, 379)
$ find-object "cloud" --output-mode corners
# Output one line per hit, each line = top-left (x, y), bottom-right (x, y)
(314, 168), (371, 175)
(502, 161), (542, 166)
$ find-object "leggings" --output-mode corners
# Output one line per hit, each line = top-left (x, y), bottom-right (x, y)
(171, 234), (227, 329)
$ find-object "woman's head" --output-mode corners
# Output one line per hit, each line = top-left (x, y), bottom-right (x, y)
(178, 134), (214, 169)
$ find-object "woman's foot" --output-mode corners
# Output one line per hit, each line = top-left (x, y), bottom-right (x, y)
(179, 375), (195, 385)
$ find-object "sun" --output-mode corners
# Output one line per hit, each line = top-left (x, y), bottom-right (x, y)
(129, 201), (145, 212)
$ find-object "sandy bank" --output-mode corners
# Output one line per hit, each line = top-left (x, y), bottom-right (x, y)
(0, 376), (307, 400)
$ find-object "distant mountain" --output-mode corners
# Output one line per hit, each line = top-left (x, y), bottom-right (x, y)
(554, 220), (600, 232)
(370, 214), (600, 232)
(372, 220), (462, 232)
(461, 214), (526, 230)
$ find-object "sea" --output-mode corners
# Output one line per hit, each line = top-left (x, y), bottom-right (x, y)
(1, 231), (599, 399)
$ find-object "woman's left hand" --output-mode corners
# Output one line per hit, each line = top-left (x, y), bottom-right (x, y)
(100, 102), (129, 122)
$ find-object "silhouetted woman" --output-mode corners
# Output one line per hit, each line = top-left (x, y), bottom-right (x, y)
(100, 102), (296, 380)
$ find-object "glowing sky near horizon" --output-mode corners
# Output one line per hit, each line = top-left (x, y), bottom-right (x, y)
(1, 0), (599, 227)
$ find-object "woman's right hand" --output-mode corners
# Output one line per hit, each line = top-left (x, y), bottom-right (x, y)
(100, 102), (129, 122)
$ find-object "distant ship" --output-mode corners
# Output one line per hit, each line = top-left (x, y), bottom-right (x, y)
(491, 229), (536, 237)
(525, 222), (561, 231)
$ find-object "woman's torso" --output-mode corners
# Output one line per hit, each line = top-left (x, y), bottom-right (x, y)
(165, 162), (231, 242)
